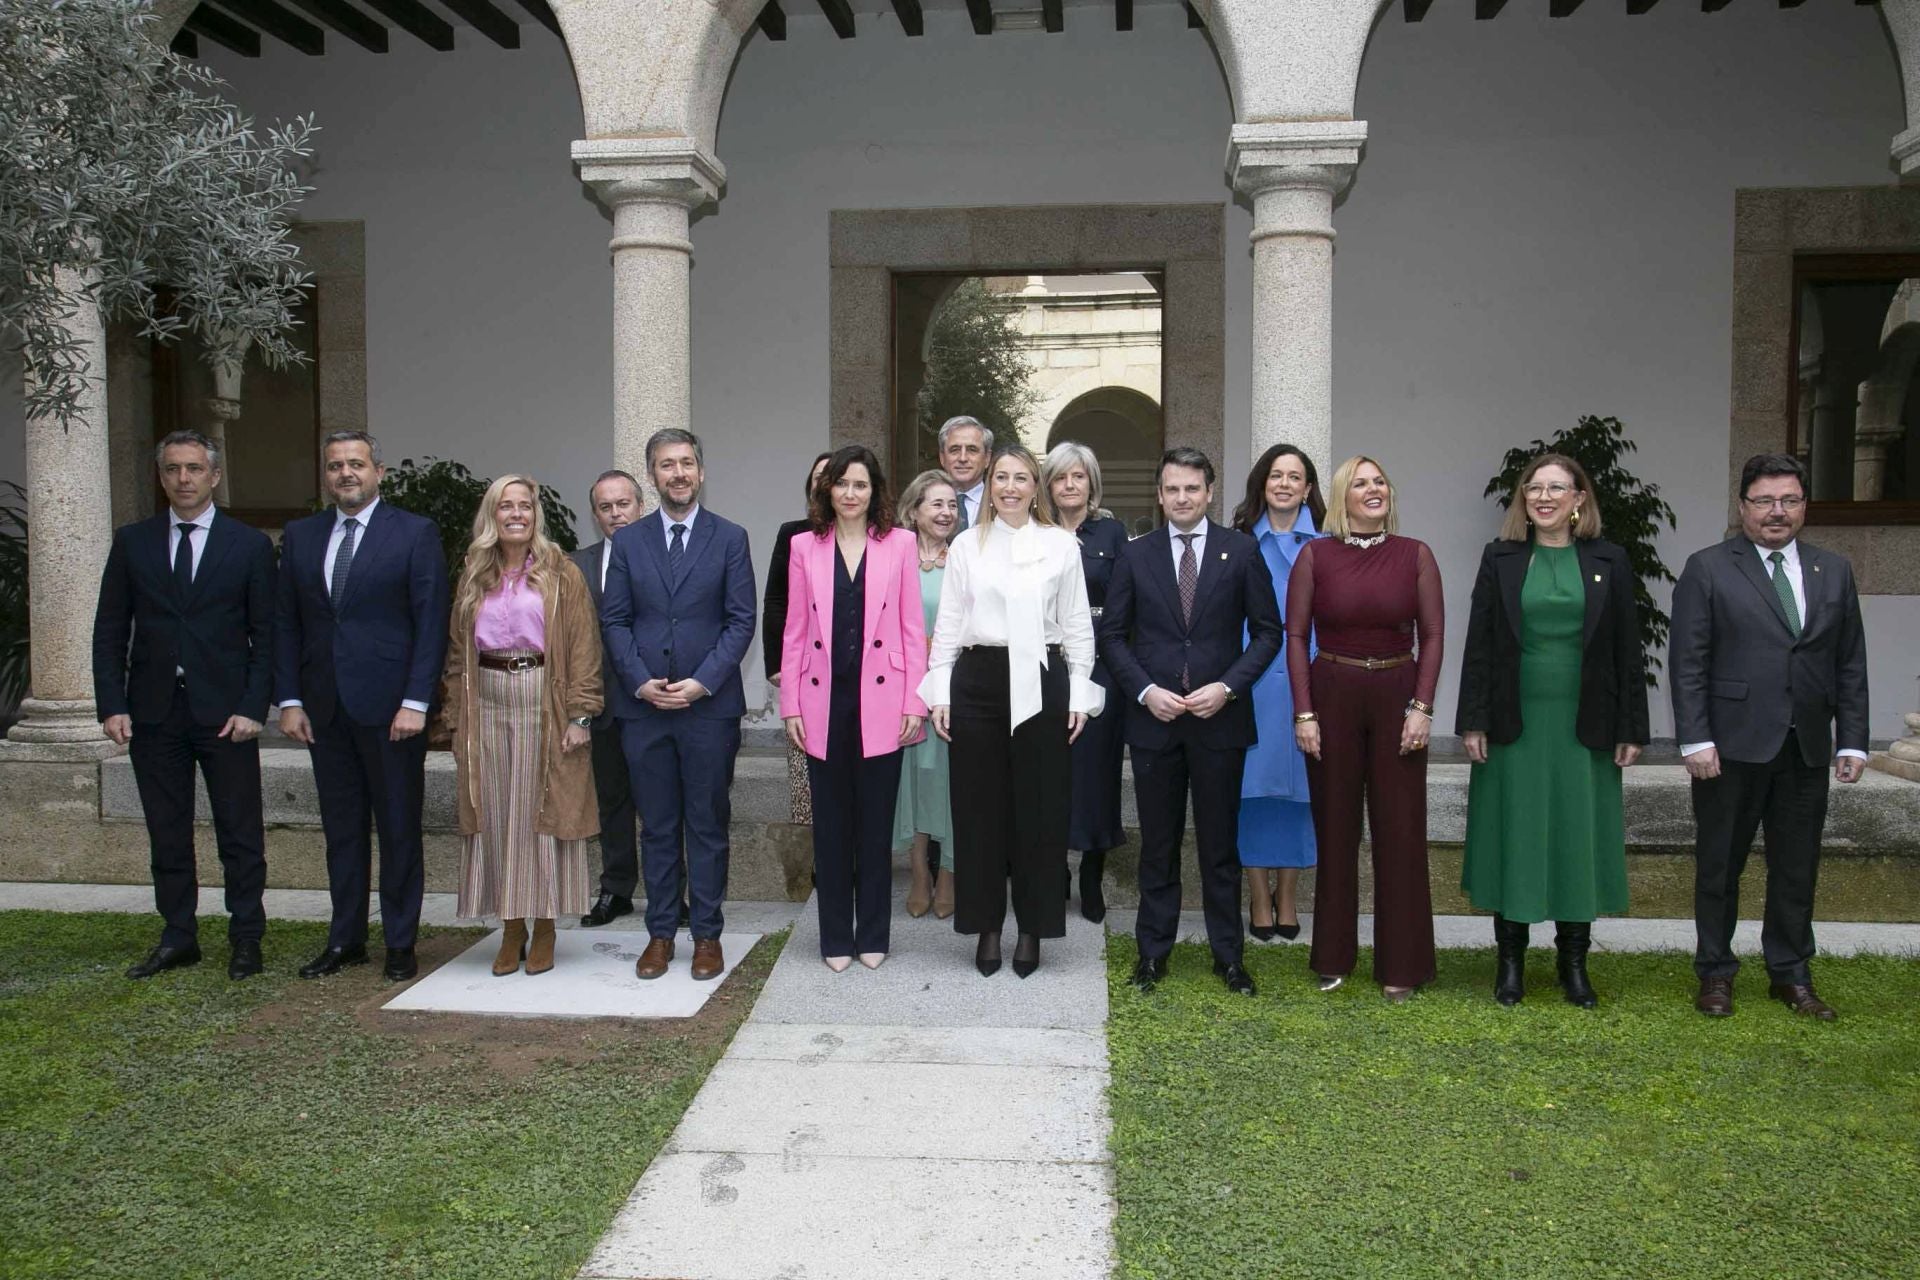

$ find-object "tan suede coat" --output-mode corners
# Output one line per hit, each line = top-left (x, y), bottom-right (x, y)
(443, 554), (604, 839)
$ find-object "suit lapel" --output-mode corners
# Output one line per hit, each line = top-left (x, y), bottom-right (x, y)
(584, 543), (607, 608)
(862, 534), (892, 648)
(674, 510), (717, 592)
(1141, 527), (1183, 628)
(1186, 525), (1227, 628)
(1798, 542), (1828, 638)
(187, 511), (236, 605)
(1728, 538), (1795, 638)
(1493, 543), (1527, 642)
(809, 532), (835, 641)
(1576, 541), (1608, 649)
(338, 502), (395, 612)
(143, 514), (179, 609)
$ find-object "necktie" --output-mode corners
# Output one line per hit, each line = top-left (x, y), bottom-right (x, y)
(330, 517), (359, 613)
(1768, 550), (1802, 636)
(954, 493), (970, 533)
(173, 523), (197, 594)
(668, 522), (687, 580)
(1176, 532), (1198, 689)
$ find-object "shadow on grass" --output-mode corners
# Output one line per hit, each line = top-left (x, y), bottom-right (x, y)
(0, 911), (787, 1280)
(1106, 935), (1920, 1280)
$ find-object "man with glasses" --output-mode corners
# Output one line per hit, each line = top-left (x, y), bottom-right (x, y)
(1671, 453), (1868, 1020)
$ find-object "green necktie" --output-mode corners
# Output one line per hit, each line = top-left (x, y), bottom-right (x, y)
(1768, 550), (1802, 636)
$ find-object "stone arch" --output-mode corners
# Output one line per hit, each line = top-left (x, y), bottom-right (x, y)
(1852, 284), (1920, 499)
(1047, 385), (1164, 530)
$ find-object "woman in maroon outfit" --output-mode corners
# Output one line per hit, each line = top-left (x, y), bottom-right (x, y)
(1287, 455), (1444, 1000)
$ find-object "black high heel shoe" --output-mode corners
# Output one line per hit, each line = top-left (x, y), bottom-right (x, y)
(1273, 890), (1301, 941)
(1012, 933), (1040, 979)
(975, 932), (1002, 978)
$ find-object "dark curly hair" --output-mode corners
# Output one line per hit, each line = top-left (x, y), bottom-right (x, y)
(808, 444), (895, 537)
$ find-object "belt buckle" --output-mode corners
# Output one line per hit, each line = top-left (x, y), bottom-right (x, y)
(1364, 656), (1378, 671)
(507, 655), (535, 673)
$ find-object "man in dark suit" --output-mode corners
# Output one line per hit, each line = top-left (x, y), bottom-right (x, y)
(275, 430), (450, 982)
(1671, 453), (1869, 1021)
(573, 468), (643, 927)
(93, 430), (276, 980)
(601, 428), (756, 983)
(1100, 447), (1284, 996)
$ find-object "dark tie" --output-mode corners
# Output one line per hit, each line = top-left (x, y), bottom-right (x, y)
(668, 522), (687, 580)
(1768, 550), (1802, 636)
(954, 493), (970, 533)
(330, 517), (359, 613)
(173, 523), (196, 594)
(1176, 532), (1198, 689)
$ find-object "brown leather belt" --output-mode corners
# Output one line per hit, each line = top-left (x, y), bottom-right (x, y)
(1317, 651), (1413, 671)
(478, 652), (544, 672)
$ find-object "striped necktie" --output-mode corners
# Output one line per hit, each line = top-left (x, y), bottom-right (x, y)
(330, 517), (359, 613)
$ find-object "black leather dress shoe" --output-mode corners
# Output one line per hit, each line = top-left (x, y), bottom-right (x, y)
(1129, 954), (1169, 993)
(228, 939), (263, 981)
(127, 942), (202, 979)
(580, 893), (634, 928)
(383, 948), (418, 981)
(1213, 958), (1257, 997)
(298, 944), (369, 979)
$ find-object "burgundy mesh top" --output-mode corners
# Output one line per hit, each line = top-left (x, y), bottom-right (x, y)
(1286, 535), (1444, 714)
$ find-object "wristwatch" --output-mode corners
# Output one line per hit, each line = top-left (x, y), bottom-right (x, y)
(572, 716), (592, 728)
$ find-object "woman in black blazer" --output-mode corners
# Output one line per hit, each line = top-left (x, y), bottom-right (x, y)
(1455, 453), (1649, 1008)
(763, 452), (833, 824)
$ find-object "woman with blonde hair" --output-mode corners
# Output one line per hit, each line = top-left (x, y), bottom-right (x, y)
(891, 468), (962, 918)
(921, 443), (1103, 979)
(1287, 455), (1443, 1000)
(443, 475), (603, 976)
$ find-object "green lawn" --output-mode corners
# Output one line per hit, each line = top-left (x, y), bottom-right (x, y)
(1107, 937), (1920, 1280)
(0, 911), (781, 1280)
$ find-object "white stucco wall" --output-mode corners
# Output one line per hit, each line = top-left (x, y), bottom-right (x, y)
(4, 1), (1910, 736)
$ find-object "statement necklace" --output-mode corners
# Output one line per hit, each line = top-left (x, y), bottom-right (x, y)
(918, 544), (948, 572)
(1344, 530), (1388, 549)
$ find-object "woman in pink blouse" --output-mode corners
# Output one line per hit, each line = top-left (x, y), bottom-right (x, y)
(443, 475), (604, 976)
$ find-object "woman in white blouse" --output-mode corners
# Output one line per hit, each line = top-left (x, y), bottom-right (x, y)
(920, 443), (1104, 979)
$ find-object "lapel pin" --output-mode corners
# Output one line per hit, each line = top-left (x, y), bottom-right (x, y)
(1593, 574), (1602, 582)
(1219, 552), (1228, 561)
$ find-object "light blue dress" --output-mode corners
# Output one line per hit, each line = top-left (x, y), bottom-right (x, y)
(1238, 509), (1322, 869)
(892, 562), (953, 869)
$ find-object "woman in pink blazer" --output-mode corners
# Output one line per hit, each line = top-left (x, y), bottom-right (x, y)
(781, 445), (928, 970)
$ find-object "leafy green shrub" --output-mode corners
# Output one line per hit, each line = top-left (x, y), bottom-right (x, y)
(378, 458), (578, 573)
(1485, 415), (1676, 686)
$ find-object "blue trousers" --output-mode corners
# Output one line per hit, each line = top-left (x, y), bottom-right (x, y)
(621, 713), (741, 940)
(307, 708), (427, 951)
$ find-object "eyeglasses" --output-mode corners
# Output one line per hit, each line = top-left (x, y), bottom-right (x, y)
(1522, 482), (1575, 499)
(1742, 496), (1805, 512)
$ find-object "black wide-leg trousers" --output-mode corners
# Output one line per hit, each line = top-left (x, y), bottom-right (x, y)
(948, 646), (1070, 940)
(807, 692), (903, 958)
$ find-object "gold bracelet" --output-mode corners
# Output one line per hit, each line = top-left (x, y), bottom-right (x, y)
(1406, 699), (1434, 717)
(1294, 712), (1318, 724)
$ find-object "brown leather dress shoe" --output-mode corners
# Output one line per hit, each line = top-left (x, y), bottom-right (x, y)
(1695, 975), (1735, 1017)
(635, 937), (675, 980)
(1769, 982), (1837, 1021)
(691, 938), (724, 981)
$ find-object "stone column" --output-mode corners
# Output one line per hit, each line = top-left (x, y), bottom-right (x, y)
(1228, 121), (1367, 475)
(4, 266), (116, 757)
(571, 138), (725, 486)
(203, 338), (248, 508)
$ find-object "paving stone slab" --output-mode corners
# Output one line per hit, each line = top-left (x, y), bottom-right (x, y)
(670, 1057), (1108, 1164)
(383, 928), (762, 1019)
(579, 1150), (1114, 1280)
(724, 1022), (1107, 1069)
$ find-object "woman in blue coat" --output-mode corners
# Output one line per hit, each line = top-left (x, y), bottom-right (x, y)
(1230, 444), (1326, 939)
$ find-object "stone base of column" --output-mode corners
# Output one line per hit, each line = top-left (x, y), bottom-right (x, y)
(0, 699), (123, 761)
(1869, 713), (1920, 784)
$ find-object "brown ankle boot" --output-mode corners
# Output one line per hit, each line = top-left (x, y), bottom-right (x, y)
(492, 919), (528, 976)
(527, 919), (556, 975)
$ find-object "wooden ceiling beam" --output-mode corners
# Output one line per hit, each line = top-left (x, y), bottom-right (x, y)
(359, 0), (455, 51)
(1702, 0), (1734, 12)
(965, 0), (993, 35)
(1475, 0), (1510, 18)
(758, 2), (786, 40)
(1403, 0), (1434, 19)
(1117, 0), (1132, 30)
(1186, 3), (1203, 29)
(818, 0), (856, 38)
(514, 0), (562, 37)
(891, 0), (924, 36)
(184, 4), (262, 56)
(209, 0), (324, 55)
(1043, 0), (1063, 32)
(283, 0), (388, 52)
(439, 0), (521, 49)
(169, 28), (201, 57)
(1550, 0), (1583, 14)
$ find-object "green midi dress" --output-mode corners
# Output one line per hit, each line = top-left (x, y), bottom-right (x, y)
(1461, 542), (1628, 923)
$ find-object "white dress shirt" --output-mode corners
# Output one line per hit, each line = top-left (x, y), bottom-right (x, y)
(1138, 517), (1216, 704)
(283, 496), (428, 715)
(659, 503), (701, 549)
(1679, 539), (1865, 762)
(599, 539), (612, 593)
(918, 518), (1105, 729)
(168, 504), (215, 581)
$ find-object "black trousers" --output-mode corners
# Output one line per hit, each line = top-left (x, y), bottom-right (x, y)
(127, 683), (267, 948)
(307, 707), (428, 951)
(1691, 730), (1830, 984)
(948, 646), (1070, 939)
(1131, 735), (1247, 966)
(589, 724), (639, 898)
(807, 696), (903, 956)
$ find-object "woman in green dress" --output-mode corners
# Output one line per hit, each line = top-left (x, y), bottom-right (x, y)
(1456, 454), (1649, 1007)
(892, 470), (961, 918)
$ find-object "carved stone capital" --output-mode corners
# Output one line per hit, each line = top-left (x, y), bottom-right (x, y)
(572, 137), (725, 216)
(1228, 122), (1367, 244)
(1895, 125), (1920, 184)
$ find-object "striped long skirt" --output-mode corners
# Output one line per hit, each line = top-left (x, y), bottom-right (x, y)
(457, 654), (592, 921)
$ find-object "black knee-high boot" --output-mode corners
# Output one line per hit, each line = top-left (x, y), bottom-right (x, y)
(1555, 921), (1598, 1008)
(1493, 914), (1527, 1007)
(1078, 851), (1107, 924)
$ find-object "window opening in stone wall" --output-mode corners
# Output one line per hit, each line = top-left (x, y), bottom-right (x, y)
(893, 271), (1165, 531)
(1789, 253), (1920, 523)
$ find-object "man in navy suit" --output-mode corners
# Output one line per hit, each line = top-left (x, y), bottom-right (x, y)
(275, 431), (450, 981)
(93, 431), (276, 981)
(571, 468), (644, 928)
(600, 428), (756, 982)
(1100, 447), (1284, 997)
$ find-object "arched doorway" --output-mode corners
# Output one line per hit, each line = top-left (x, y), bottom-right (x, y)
(1047, 385), (1163, 532)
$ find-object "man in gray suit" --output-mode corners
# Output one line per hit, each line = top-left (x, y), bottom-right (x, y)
(575, 469), (644, 926)
(1670, 453), (1869, 1021)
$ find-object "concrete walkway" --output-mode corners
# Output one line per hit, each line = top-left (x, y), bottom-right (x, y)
(577, 868), (1115, 1280)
